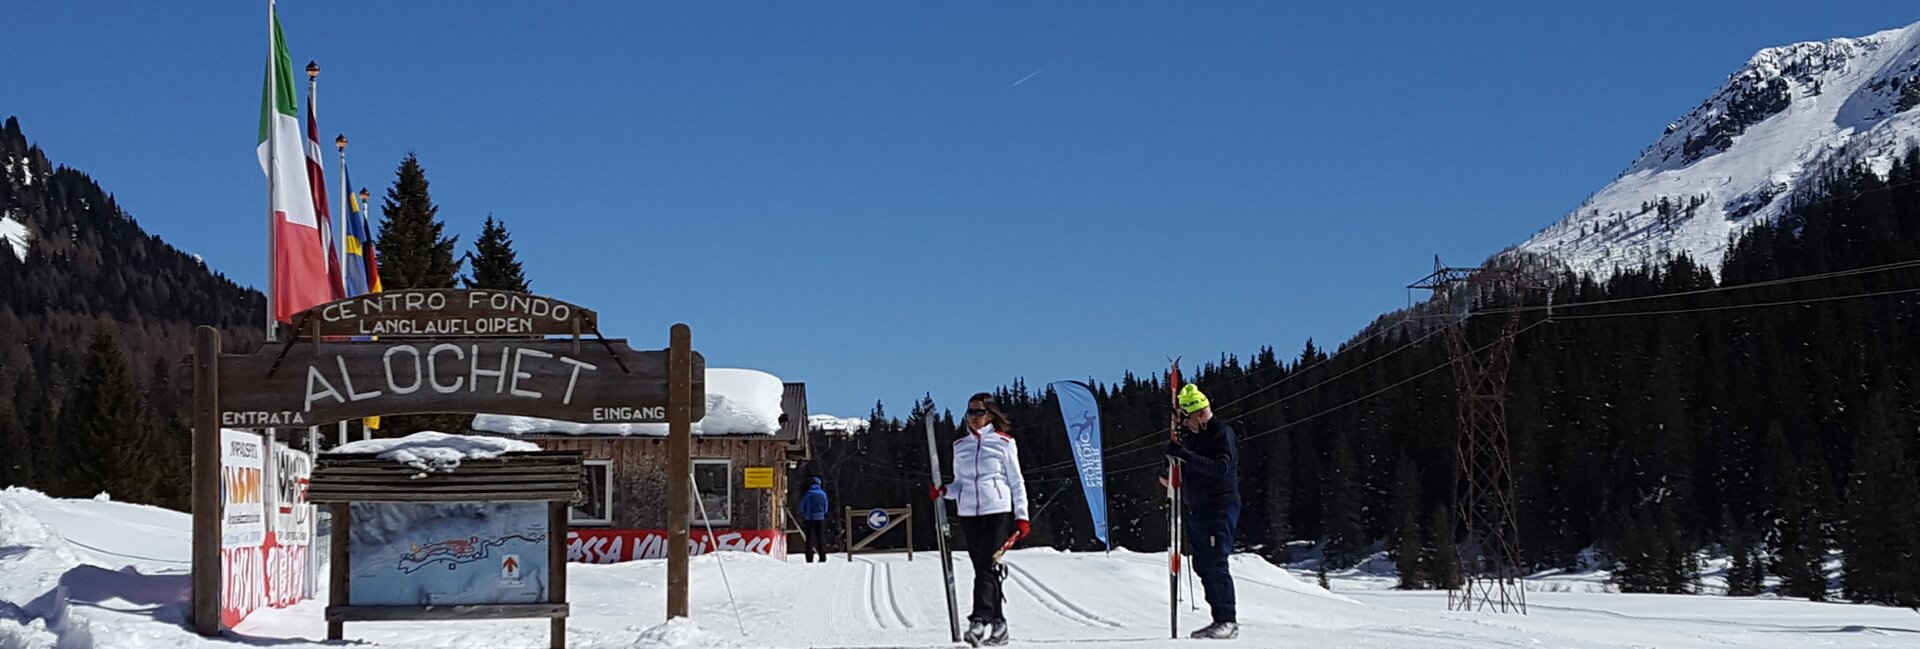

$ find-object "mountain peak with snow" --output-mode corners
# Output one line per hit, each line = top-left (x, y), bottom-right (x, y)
(1517, 21), (1920, 277)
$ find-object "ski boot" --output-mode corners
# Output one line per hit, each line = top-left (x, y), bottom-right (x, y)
(983, 620), (1009, 646)
(963, 619), (987, 647)
(1190, 620), (1239, 639)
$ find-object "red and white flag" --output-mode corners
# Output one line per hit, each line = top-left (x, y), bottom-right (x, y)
(304, 70), (344, 301)
(258, 8), (332, 323)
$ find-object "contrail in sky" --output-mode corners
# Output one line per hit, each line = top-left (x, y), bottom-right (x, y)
(1011, 63), (1054, 88)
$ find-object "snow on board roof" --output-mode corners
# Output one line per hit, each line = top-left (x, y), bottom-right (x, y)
(327, 431), (541, 473)
(472, 368), (786, 437)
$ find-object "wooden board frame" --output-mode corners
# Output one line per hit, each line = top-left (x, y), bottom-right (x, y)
(218, 339), (703, 428)
(189, 300), (701, 646)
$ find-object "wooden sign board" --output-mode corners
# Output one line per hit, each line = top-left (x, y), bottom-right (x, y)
(298, 289), (597, 338)
(742, 467), (773, 489)
(218, 339), (704, 428)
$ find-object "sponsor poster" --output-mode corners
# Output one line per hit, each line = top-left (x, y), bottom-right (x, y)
(220, 429), (266, 549)
(272, 446), (312, 546)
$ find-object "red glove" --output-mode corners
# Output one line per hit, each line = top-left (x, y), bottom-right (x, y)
(929, 485), (946, 501)
(1014, 519), (1030, 540)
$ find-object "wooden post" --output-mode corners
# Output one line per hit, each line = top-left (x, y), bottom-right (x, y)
(191, 326), (222, 636)
(844, 506), (853, 562)
(907, 507), (914, 562)
(666, 324), (692, 618)
(549, 502), (567, 649)
(328, 503), (349, 640)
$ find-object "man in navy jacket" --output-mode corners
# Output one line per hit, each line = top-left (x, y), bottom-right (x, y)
(1166, 384), (1240, 639)
(799, 476), (830, 563)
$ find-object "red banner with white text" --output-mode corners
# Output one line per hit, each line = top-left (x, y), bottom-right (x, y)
(567, 529), (787, 564)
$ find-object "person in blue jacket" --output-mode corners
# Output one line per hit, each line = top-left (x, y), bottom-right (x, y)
(798, 476), (830, 563)
(1165, 383), (1240, 639)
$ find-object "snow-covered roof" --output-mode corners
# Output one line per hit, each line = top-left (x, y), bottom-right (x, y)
(327, 431), (540, 473)
(472, 368), (786, 437)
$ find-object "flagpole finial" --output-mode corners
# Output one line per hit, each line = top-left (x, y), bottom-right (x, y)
(359, 188), (369, 202)
(306, 61), (319, 80)
(335, 134), (348, 152)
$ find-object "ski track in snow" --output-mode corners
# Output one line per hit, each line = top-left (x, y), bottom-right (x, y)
(853, 556), (913, 630)
(1000, 560), (1123, 628)
(882, 560), (914, 629)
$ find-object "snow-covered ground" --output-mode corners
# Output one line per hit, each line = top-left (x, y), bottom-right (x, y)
(3, 488), (1917, 649)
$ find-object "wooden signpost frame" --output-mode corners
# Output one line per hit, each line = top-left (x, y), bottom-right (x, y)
(843, 506), (915, 561)
(190, 290), (705, 645)
(310, 452), (584, 649)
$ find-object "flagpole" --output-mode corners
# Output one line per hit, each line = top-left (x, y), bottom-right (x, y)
(264, 0), (279, 344)
(336, 135), (348, 290)
(335, 133), (349, 448)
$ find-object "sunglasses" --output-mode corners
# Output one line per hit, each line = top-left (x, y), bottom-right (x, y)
(966, 408), (990, 417)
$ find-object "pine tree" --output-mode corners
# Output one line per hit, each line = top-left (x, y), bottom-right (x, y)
(20, 391), (54, 494)
(145, 357), (190, 509)
(371, 154), (470, 437)
(1762, 421), (1831, 602)
(1840, 395), (1920, 607)
(56, 326), (155, 502)
(0, 399), (21, 487)
(461, 215), (530, 292)
(1322, 437), (1367, 569)
(375, 153), (461, 290)
(1726, 537), (1762, 597)
(1427, 502), (1462, 590)
(1391, 456), (1426, 589)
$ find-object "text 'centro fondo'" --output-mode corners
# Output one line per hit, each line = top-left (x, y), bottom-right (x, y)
(320, 291), (575, 336)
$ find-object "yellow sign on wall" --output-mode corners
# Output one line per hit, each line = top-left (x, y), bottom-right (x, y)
(742, 467), (774, 489)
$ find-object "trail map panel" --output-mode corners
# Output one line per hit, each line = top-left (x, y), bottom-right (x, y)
(347, 502), (550, 606)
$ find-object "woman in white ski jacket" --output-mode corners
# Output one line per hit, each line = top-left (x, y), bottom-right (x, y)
(931, 392), (1029, 646)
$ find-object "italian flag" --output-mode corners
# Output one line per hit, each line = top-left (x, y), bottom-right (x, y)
(259, 8), (331, 324)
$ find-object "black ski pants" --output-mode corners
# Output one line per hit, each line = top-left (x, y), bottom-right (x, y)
(957, 512), (1014, 624)
(802, 519), (828, 562)
(1184, 499), (1240, 624)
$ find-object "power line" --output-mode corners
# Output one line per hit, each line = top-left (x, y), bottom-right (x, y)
(1017, 251), (1920, 480)
(1231, 279), (1920, 446)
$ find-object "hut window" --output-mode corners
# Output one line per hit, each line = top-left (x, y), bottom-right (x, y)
(693, 459), (731, 525)
(571, 460), (613, 526)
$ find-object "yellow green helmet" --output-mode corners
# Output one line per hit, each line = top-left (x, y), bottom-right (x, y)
(1178, 384), (1210, 413)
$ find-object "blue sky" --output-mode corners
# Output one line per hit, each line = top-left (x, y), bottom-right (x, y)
(3, 2), (1915, 417)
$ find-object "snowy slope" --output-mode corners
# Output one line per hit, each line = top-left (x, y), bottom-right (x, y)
(0, 213), (27, 260)
(1518, 21), (1920, 277)
(6, 489), (1920, 648)
(808, 414), (871, 435)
